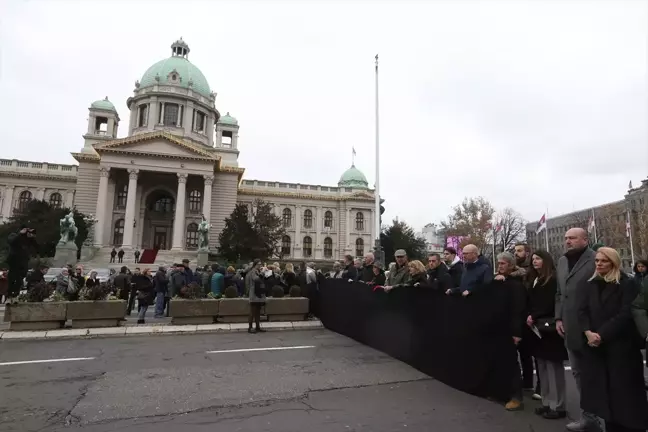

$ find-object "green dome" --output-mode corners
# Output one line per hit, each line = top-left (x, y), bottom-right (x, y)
(139, 55), (211, 98)
(338, 164), (368, 189)
(218, 112), (238, 125)
(91, 97), (117, 112)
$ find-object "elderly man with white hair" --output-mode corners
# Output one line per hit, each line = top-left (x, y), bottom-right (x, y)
(447, 244), (492, 296)
(360, 252), (375, 283)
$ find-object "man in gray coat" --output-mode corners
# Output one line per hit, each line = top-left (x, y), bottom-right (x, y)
(555, 228), (599, 432)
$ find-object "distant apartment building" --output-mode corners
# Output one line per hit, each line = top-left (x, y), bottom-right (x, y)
(526, 177), (648, 270)
(418, 223), (446, 254)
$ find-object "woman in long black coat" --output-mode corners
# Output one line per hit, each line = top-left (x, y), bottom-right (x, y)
(526, 250), (568, 420)
(577, 247), (648, 432)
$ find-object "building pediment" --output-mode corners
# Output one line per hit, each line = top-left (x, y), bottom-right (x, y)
(93, 131), (218, 162)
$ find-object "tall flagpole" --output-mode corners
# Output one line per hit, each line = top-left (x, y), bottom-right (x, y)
(374, 54), (382, 262)
(628, 208), (636, 269)
(591, 208), (598, 243)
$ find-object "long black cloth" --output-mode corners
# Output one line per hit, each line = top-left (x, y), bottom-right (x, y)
(318, 280), (519, 401)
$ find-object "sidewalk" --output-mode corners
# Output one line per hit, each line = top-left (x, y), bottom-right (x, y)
(0, 319), (323, 341)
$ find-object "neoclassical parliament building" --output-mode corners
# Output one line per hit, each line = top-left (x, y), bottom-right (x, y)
(0, 39), (377, 262)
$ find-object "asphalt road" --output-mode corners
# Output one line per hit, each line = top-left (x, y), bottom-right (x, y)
(0, 329), (582, 432)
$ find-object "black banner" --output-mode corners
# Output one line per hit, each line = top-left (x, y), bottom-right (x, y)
(318, 280), (519, 401)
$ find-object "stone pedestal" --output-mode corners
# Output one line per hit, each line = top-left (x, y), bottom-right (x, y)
(52, 242), (79, 267)
(197, 250), (209, 267)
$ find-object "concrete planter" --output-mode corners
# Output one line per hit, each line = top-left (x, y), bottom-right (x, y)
(3, 302), (67, 331)
(169, 299), (220, 325)
(67, 300), (126, 328)
(218, 298), (251, 323)
(265, 297), (309, 321)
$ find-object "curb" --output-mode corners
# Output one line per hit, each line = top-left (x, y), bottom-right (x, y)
(0, 320), (323, 341)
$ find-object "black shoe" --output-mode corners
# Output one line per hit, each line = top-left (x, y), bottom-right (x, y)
(534, 406), (550, 416)
(542, 409), (567, 420)
(137, 319), (145, 324)
(248, 328), (257, 334)
(256, 328), (267, 333)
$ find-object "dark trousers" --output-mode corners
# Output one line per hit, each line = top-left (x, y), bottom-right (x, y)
(605, 421), (644, 432)
(517, 339), (535, 389)
(7, 267), (27, 297)
(127, 287), (137, 315)
(118, 256), (123, 263)
(110, 256), (115, 263)
(249, 302), (262, 328)
(134, 256), (139, 263)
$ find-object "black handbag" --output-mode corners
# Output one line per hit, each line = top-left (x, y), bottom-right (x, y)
(535, 317), (557, 334)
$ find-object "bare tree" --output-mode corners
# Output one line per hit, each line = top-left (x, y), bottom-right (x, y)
(495, 207), (527, 252)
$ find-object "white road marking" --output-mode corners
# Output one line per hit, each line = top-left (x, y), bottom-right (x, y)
(206, 345), (316, 354)
(0, 357), (95, 367)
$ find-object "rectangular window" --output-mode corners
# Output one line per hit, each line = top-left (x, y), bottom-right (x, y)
(163, 103), (179, 126)
(138, 104), (148, 127)
(194, 111), (206, 133)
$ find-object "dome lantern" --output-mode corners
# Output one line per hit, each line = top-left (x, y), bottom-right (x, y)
(171, 37), (190, 59)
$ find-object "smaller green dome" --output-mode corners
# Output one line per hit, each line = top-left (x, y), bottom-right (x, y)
(91, 97), (117, 112)
(218, 112), (238, 125)
(338, 164), (368, 189)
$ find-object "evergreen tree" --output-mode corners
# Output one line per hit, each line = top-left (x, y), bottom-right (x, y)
(218, 199), (285, 263)
(380, 218), (427, 263)
(0, 200), (90, 266)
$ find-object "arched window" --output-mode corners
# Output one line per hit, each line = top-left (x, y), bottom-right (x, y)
(116, 184), (128, 208)
(355, 238), (364, 257)
(303, 236), (313, 257)
(188, 190), (202, 212)
(303, 209), (313, 229)
(185, 223), (199, 249)
(355, 212), (364, 231)
(282, 208), (292, 228)
(18, 190), (32, 212)
(324, 237), (333, 258)
(281, 235), (291, 256)
(154, 196), (174, 213)
(324, 210), (333, 228)
(113, 219), (125, 246)
(49, 192), (62, 209)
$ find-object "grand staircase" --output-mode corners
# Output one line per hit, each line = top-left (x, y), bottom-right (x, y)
(79, 247), (199, 271)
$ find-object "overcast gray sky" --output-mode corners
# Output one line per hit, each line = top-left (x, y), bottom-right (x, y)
(1, 0), (646, 230)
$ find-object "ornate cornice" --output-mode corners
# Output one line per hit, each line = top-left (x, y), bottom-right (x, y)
(93, 131), (218, 160)
(219, 165), (245, 184)
(71, 152), (100, 163)
(0, 170), (77, 183)
(237, 188), (375, 202)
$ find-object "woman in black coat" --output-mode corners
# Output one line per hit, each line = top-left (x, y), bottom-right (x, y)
(526, 250), (568, 420)
(368, 262), (386, 286)
(578, 247), (648, 432)
(135, 269), (154, 324)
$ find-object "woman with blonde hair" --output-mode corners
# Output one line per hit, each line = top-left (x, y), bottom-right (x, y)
(385, 260), (428, 291)
(578, 247), (648, 432)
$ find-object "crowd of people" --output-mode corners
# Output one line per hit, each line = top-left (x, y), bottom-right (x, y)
(335, 228), (648, 432)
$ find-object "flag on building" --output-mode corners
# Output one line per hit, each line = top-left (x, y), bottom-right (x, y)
(536, 214), (547, 234)
(352, 147), (356, 156)
(629, 180), (634, 190)
(626, 216), (632, 238)
(588, 215), (596, 234)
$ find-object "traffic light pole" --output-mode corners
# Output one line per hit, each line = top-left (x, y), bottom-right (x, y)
(373, 54), (384, 265)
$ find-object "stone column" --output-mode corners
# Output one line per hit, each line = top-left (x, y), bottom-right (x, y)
(94, 167), (110, 246)
(183, 102), (194, 134)
(87, 116), (95, 134)
(121, 169), (139, 248)
(315, 206), (322, 258)
(1, 185), (15, 220)
(346, 207), (353, 249)
(203, 175), (214, 222)
(159, 103), (165, 125)
(147, 98), (158, 129)
(295, 205), (302, 251)
(35, 188), (45, 201)
(65, 190), (74, 208)
(171, 173), (188, 250)
(107, 118), (115, 137)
